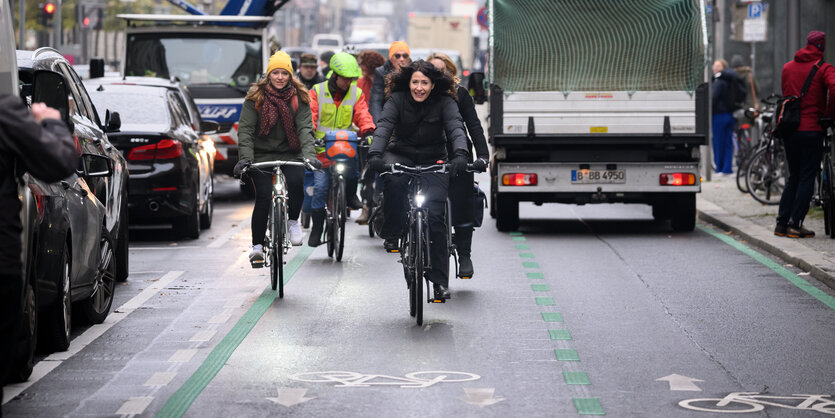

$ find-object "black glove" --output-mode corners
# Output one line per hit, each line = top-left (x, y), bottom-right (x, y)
(449, 155), (468, 177)
(367, 155), (386, 173)
(306, 158), (323, 170)
(233, 159), (251, 178)
(471, 158), (488, 173)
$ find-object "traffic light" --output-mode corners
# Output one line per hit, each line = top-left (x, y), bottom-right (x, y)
(40, 3), (56, 25)
(94, 7), (103, 30)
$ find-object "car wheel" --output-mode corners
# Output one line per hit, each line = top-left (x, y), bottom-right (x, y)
(175, 191), (200, 240)
(78, 228), (116, 325)
(8, 280), (37, 383)
(200, 177), (214, 230)
(41, 241), (72, 352)
(115, 196), (129, 282)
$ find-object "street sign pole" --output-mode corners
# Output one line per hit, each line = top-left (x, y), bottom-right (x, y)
(56, 0), (62, 47)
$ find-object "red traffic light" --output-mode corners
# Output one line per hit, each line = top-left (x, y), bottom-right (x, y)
(83, 17), (90, 26)
(44, 3), (56, 14)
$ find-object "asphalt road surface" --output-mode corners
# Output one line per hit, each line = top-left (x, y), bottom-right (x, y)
(4, 175), (835, 417)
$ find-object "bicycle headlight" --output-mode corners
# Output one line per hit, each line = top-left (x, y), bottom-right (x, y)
(335, 163), (346, 173)
(415, 193), (426, 207)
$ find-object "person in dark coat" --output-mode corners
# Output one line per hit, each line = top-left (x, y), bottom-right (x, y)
(427, 52), (489, 278)
(366, 60), (469, 300)
(318, 50), (335, 79)
(369, 41), (412, 123)
(0, 95), (78, 406)
(711, 59), (738, 176)
(296, 53), (325, 90)
(775, 31), (835, 238)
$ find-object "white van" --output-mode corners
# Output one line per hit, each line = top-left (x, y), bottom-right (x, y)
(311, 33), (343, 56)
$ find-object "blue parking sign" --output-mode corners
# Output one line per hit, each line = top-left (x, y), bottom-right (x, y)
(748, 3), (762, 18)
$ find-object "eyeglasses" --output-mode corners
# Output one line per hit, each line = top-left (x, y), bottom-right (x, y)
(393, 53), (409, 59)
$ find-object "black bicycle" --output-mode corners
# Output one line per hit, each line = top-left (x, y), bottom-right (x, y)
(325, 159), (349, 261)
(818, 118), (835, 238)
(243, 159), (317, 296)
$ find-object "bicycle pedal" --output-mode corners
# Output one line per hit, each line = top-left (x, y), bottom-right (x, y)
(250, 261), (265, 269)
(430, 298), (446, 304)
(386, 248), (399, 253)
(458, 276), (472, 280)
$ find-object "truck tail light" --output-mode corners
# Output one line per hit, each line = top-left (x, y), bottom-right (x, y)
(659, 173), (696, 186)
(127, 139), (183, 161)
(502, 173), (537, 186)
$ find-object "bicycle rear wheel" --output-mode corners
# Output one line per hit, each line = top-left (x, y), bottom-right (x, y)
(746, 146), (787, 205)
(336, 177), (346, 261)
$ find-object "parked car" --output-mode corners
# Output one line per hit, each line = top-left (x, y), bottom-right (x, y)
(16, 48), (131, 282)
(311, 33), (343, 57)
(84, 78), (215, 238)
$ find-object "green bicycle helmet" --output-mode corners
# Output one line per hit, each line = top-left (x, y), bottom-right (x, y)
(329, 52), (362, 78)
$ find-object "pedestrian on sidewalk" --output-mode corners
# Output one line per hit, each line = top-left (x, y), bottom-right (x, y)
(712, 59), (739, 176)
(775, 31), (835, 239)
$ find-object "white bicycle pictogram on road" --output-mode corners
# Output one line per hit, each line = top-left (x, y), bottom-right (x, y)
(290, 371), (481, 388)
(679, 392), (835, 414)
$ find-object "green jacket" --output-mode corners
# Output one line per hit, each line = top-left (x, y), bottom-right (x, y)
(237, 98), (316, 163)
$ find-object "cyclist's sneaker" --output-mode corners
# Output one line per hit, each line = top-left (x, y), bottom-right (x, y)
(384, 238), (399, 253)
(348, 194), (363, 210)
(288, 220), (303, 246)
(786, 225), (815, 238)
(249, 244), (265, 266)
(774, 223), (787, 237)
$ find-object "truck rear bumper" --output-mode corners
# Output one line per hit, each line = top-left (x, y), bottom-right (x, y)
(496, 162), (701, 199)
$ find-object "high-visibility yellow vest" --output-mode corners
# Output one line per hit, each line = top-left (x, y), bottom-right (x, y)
(313, 81), (361, 149)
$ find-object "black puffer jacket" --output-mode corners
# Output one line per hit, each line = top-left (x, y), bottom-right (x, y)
(369, 61), (395, 123)
(0, 95), (78, 276)
(455, 85), (490, 161)
(370, 91), (469, 163)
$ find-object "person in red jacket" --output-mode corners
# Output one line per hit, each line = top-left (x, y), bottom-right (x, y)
(775, 31), (835, 238)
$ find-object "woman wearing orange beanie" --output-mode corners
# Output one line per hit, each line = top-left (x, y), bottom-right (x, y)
(234, 51), (321, 265)
(369, 41), (412, 123)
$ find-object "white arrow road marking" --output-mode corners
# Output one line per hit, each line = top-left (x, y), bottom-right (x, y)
(459, 388), (506, 407)
(266, 388), (316, 407)
(656, 374), (704, 391)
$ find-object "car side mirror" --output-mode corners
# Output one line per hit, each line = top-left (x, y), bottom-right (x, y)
(467, 71), (487, 105)
(105, 110), (121, 132)
(81, 154), (112, 177)
(200, 120), (219, 135)
(32, 70), (72, 128)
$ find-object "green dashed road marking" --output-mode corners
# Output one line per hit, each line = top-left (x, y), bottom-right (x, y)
(563, 371), (590, 385)
(699, 225), (835, 310)
(523, 262), (540, 268)
(512, 236), (527, 241)
(527, 272), (544, 279)
(509, 231), (523, 236)
(574, 398), (605, 415)
(535, 297), (556, 306)
(549, 329), (572, 340)
(555, 349), (580, 361)
(541, 312), (564, 322)
(519, 253), (535, 258)
(516, 244), (531, 250)
(531, 284), (550, 292)
(156, 246), (315, 418)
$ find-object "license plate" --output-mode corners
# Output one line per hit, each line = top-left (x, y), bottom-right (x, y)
(571, 169), (626, 184)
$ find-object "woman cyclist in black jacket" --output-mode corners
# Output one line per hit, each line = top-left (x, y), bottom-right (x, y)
(366, 60), (469, 300)
(427, 52), (489, 278)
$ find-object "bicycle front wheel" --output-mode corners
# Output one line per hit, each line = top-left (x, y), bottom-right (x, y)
(822, 151), (835, 238)
(271, 203), (286, 298)
(414, 211), (424, 326)
(746, 146), (787, 205)
(335, 177), (346, 261)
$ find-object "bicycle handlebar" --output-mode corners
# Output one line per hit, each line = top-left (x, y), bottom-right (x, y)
(245, 159), (319, 175)
(381, 162), (486, 175)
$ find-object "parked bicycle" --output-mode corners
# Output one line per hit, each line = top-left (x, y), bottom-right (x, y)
(745, 95), (787, 205)
(243, 159), (318, 297)
(817, 118), (835, 238)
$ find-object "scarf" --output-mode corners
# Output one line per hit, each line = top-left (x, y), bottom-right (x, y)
(259, 84), (300, 153)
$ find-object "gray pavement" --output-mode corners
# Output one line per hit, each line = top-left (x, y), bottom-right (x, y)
(697, 175), (835, 289)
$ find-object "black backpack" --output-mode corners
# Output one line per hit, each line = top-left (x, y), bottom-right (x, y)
(773, 59), (823, 139)
(726, 73), (747, 110)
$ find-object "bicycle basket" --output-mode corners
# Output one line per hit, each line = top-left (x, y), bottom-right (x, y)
(324, 130), (358, 160)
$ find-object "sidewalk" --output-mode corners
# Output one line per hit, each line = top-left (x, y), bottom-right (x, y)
(697, 175), (835, 290)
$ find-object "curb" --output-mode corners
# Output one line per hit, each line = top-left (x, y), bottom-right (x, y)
(697, 199), (835, 291)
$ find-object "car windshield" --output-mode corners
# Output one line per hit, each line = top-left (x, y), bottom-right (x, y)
(87, 85), (170, 130)
(124, 33), (261, 94)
